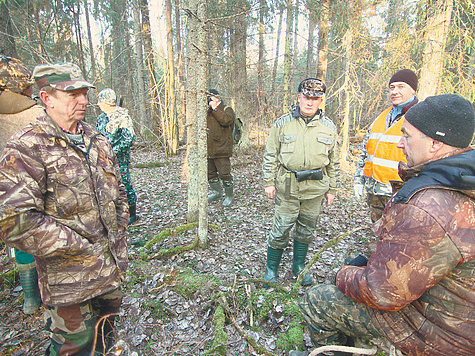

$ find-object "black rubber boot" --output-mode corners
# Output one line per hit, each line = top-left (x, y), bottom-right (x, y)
(18, 262), (41, 314)
(263, 247), (284, 287)
(208, 179), (223, 203)
(222, 180), (234, 207)
(128, 203), (139, 225)
(292, 240), (313, 286)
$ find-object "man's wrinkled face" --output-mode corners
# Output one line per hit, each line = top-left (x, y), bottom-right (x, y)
(298, 93), (323, 117)
(389, 82), (415, 106)
(397, 120), (433, 167)
(48, 87), (89, 122)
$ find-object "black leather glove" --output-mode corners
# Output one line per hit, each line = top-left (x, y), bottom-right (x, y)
(347, 254), (368, 267)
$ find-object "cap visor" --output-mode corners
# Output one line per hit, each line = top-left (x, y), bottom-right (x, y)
(51, 80), (95, 91)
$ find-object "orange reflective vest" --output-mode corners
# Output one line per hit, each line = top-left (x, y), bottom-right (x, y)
(363, 107), (407, 184)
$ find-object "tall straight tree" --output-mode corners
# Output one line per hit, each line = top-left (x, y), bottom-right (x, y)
(141, 0), (161, 132)
(132, 0), (148, 133)
(175, 0), (187, 142)
(316, 0), (330, 82)
(306, 4), (317, 76)
(271, 7), (284, 95)
(282, 0), (293, 110)
(165, 0), (178, 154)
(232, 0), (250, 151)
(257, 0), (266, 116)
(184, 0), (208, 245)
(418, 0), (453, 99)
(83, 0), (97, 83)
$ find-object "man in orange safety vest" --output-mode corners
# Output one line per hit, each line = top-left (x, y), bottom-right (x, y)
(354, 69), (419, 222)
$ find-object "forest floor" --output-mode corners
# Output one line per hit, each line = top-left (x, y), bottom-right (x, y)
(0, 144), (388, 356)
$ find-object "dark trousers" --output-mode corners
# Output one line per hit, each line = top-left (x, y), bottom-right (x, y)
(208, 157), (232, 182)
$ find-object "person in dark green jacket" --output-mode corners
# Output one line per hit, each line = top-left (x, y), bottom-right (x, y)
(206, 89), (236, 207)
(97, 88), (138, 224)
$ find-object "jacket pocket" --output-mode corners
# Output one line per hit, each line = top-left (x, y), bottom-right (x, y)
(280, 135), (296, 153)
(51, 172), (91, 217)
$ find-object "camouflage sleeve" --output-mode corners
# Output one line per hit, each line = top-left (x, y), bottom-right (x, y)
(326, 134), (340, 194)
(335, 202), (463, 311)
(0, 141), (93, 257)
(95, 112), (108, 134)
(262, 124), (280, 187)
(211, 106), (235, 127)
(354, 129), (370, 186)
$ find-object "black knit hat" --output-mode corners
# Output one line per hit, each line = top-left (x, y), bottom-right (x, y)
(404, 94), (475, 148)
(389, 69), (418, 92)
(207, 89), (220, 97)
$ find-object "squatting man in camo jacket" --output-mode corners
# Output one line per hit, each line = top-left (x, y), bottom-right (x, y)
(262, 78), (340, 287)
(292, 94), (475, 356)
(0, 62), (129, 355)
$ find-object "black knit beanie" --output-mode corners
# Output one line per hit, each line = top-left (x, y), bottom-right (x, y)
(404, 94), (475, 148)
(389, 69), (418, 92)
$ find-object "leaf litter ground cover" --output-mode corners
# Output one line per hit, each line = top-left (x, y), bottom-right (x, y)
(0, 146), (380, 355)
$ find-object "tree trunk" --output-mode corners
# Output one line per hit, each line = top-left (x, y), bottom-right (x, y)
(141, 0), (161, 134)
(417, 0), (453, 100)
(83, 0), (97, 83)
(282, 0), (294, 111)
(271, 8), (284, 99)
(184, 0), (208, 246)
(175, 0), (186, 143)
(340, 30), (352, 169)
(316, 0), (329, 82)
(0, 0), (18, 57)
(132, 0), (148, 134)
(306, 10), (316, 77)
(233, 0), (250, 151)
(165, 0), (178, 154)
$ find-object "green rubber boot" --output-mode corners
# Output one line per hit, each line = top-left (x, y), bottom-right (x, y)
(222, 180), (234, 207)
(17, 262), (41, 314)
(263, 247), (284, 287)
(292, 240), (313, 286)
(208, 179), (223, 203)
(128, 203), (139, 225)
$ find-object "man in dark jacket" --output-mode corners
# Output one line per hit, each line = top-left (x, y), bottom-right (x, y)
(206, 89), (236, 207)
(0, 63), (129, 355)
(294, 94), (475, 356)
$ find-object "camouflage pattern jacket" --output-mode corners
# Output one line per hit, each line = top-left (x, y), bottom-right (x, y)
(0, 110), (129, 306)
(207, 102), (235, 159)
(262, 107), (339, 199)
(96, 107), (135, 165)
(337, 148), (475, 356)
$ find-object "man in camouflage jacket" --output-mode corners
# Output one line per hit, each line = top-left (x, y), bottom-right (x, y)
(97, 88), (138, 224)
(262, 78), (339, 286)
(297, 94), (475, 356)
(0, 63), (129, 355)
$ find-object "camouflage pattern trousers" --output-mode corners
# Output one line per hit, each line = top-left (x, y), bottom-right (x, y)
(268, 192), (325, 250)
(299, 284), (384, 346)
(366, 193), (391, 223)
(118, 155), (137, 205)
(44, 288), (123, 356)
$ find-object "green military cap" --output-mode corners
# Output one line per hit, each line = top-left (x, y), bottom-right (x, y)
(0, 55), (34, 94)
(298, 78), (326, 97)
(33, 62), (95, 91)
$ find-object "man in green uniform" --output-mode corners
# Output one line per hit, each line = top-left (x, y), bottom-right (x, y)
(262, 78), (340, 286)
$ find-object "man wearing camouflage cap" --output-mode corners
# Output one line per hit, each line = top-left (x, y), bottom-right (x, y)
(0, 55), (43, 315)
(262, 78), (339, 286)
(295, 94), (475, 356)
(0, 62), (129, 355)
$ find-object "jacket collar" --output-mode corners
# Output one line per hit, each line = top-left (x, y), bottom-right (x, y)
(392, 148), (475, 203)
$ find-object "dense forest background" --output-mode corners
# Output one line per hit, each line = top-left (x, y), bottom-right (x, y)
(1, 0), (473, 156)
